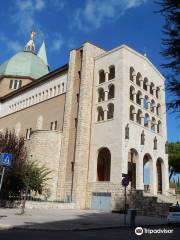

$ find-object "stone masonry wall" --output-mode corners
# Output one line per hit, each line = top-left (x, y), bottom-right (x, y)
(26, 130), (62, 200)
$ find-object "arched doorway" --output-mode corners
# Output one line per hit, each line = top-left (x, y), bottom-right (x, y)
(97, 148), (111, 181)
(157, 158), (163, 193)
(128, 149), (138, 189)
(143, 154), (152, 192)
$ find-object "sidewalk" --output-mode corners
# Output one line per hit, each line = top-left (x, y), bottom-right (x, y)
(0, 208), (167, 231)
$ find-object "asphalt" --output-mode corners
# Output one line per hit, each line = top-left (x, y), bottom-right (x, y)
(0, 208), (168, 231)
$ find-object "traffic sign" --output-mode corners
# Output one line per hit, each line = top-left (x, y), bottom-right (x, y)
(122, 176), (129, 187)
(0, 153), (12, 167)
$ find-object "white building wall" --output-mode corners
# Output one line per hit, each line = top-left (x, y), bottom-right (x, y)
(0, 73), (68, 117)
(88, 45), (169, 196)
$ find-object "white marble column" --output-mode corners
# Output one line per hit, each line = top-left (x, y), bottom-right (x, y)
(136, 154), (144, 190)
(150, 159), (157, 195)
(105, 72), (109, 82)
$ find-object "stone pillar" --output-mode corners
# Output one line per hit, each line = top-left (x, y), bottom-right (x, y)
(162, 158), (169, 195)
(150, 159), (157, 195)
(147, 101), (151, 110)
(140, 96), (144, 107)
(153, 88), (156, 96)
(136, 154), (144, 190)
(146, 83), (150, 92)
(140, 79), (143, 88)
(133, 93), (136, 102)
(104, 109), (108, 121)
(132, 74), (136, 82)
(105, 72), (109, 82)
(104, 90), (109, 101)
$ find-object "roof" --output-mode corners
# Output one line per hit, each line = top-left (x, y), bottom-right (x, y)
(0, 64), (69, 102)
(0, 51), (49, 79)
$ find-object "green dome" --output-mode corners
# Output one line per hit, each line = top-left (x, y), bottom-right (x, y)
(0, 51), (49, 79)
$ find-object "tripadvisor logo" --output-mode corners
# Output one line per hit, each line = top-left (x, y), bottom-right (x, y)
(135, 227), (174, 235)
(135, 227), (143, 235)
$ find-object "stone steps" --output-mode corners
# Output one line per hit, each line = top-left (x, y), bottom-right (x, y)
(127, 190), (172, 217)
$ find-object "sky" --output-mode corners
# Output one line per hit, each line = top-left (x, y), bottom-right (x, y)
(0, 0), (179, 142)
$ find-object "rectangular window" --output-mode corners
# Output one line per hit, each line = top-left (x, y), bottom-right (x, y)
(50, 122), (53, 130)
(9, 80), (13, 89)
(54, 121), (57, 130)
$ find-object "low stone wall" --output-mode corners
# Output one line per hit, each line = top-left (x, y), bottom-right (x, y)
(25, 201), (76, 210)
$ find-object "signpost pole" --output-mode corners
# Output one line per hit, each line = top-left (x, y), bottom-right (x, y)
(0, 167), (5, 191)
(124, 185), (127, 225)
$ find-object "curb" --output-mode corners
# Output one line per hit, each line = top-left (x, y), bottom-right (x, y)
(0, 224), (168, 232)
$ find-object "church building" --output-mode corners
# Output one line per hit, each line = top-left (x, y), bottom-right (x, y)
(0, 32), (169, 211)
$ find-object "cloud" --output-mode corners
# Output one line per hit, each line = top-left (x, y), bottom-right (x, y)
(51, 34), (64, 51)
(73, 0), (148, 31)
(0, 33), (22, 52)
(12, 0), (46, 36)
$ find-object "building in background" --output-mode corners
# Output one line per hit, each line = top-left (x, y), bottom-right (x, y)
(0, 33), (169, 211)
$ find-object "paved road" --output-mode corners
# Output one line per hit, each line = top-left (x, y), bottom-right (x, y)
(0, 226), (179, 240)
(0, 208), (167, 230)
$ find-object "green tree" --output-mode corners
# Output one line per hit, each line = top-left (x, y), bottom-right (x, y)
(168, 142), (180, 180)
(156, 0), (180, 114)
(0, 129), (51, 204)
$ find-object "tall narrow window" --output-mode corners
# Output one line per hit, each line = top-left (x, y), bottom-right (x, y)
(141, 131), (145, 145)
(108, 65), (115, 80)
(130, 105), (135, 121)
(107, 103), (114, 119)
(9, 80), (13, 89)
(99, 70), (105, 84)
(130, 67), (135, 82)
(125, 124), (129, 139)
(108, 84), (115, 99)
(136, 109), (142, 124)
(154, 137), (157, 150)
(97, 107), (104, 121)
(98, 88), (105, 102)
(143, 78), (148, 91)
(136, 72), (142, 86)
(130, 86), (135, 101)
(54, 121), (58, 130)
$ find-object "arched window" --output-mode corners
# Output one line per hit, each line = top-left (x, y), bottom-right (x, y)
(130, 105), (135, 121)
(108, 84), (115, 99)
(136, 72), (142, 86)
(150, 99), (155, 113)
(98, 88), (105, 102)
(130, 67), (135, 82)
(136, 109), (143, 124)
(144, 113), (150, 127)
(136, 91), (142, 105)
(107, 103), (114, 119)
(156, 87), (160, 98)
(150, 83), (154, 95)
(144, 95), (149, 109)
(97, 148), (111, 181)
(151, 117), (156, 132)
(143, 77), (148, 91)
(99, 70), (105, 84)
(130, 86), (135, 101)
(97, 106), (104, 121)
(156, 103), (161, 116)
(157, 120), (162, 134)
(108, 65), (115, 80)
(141, 130), (145, 145)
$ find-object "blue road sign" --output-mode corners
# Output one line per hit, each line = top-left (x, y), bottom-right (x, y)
(0, 153), (12, 167)
(122, 176), (129, 187)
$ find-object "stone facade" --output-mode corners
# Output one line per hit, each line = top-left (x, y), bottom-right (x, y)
(0, 42), (169, 211)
